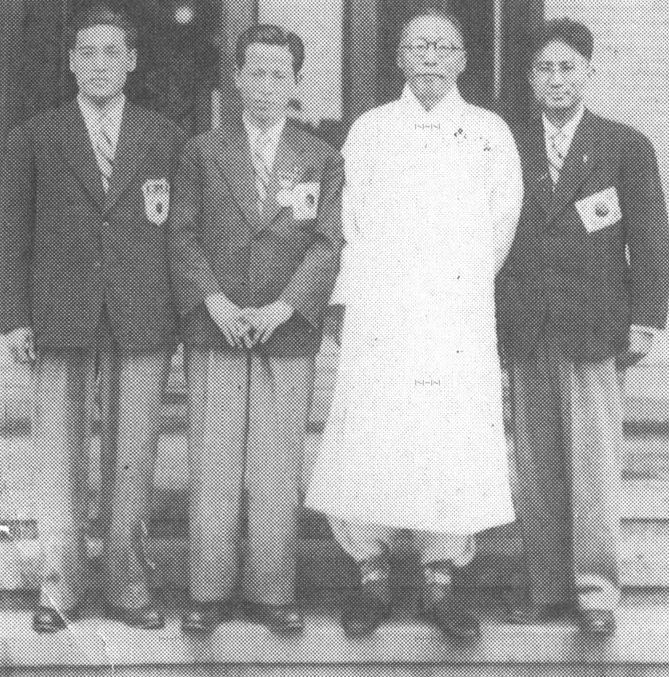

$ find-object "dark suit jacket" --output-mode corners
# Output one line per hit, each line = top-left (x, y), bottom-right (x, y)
(168, 119), (344, 358)
(496, 109), (669, 363)
(0, 99), (186, 349)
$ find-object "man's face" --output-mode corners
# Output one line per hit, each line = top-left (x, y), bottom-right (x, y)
(529, 40), (592, 112)
(235, 43), (299, 128)
(69, 24), (136, 105)
(397, 15), (466, 99)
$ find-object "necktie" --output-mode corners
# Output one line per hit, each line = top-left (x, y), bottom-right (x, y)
(95, 115), (115, 192)
(250, 133), (272, 213)
(547, 129), (567, 186)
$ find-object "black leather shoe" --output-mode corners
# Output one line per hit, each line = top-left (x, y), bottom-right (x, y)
(244, 600), (304, 634)
(503, 592), (575, 624)
(341, 591), (391, 637)
(578, 609), (616, 636)
(422, 597), (481, 639)
(421, 561), (480, 640)
(105, 603), (165, 629)
(181, 599), (234, 633)
(32, 605), (79, 633)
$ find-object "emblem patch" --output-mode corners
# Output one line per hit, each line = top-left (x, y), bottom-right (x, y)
(142, 178), (170, 225)
(291, 182), (320, 220)
(574, 186), (621, 234)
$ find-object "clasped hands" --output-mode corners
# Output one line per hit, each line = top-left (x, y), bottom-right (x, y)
(205, 293), (293, 349)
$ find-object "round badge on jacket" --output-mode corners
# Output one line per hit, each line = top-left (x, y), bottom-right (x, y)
(595, 202), (610, 217)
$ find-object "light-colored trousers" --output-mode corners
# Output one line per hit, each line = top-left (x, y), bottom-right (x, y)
(185, 349), (314, 605)
(508, 337), (623, 612)
(329, 518), (476, 568)
(33, 346), (170, 610)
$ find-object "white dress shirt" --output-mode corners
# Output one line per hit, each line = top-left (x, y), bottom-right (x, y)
(242, 113), (287, 172)
(77, 93), (125, 154)
(541, 103), (585, 163)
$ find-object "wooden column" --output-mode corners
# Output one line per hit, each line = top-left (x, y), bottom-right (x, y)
(0, 0), (29, 147)
(500, 0), (544, 122)
(342, 0), (380, 128)
(217, 0), (257, 125)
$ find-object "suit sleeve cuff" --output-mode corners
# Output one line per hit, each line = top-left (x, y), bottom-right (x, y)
(631, 324), (660, 337)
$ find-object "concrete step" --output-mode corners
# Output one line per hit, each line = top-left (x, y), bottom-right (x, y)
(0, 590), (668, 675)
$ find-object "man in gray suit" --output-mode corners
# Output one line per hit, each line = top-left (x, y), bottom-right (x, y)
(169, 24), (344, 633)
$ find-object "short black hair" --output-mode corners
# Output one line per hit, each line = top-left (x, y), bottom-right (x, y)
(235, 24), (305, 76)
(399, 6), (465, 49)
(67, 4), (138, 50)
(529, 18), (594, 62)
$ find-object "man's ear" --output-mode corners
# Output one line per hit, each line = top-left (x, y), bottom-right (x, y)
(69, 50), (76, 74)
(455, 49), (467, 75)
(233, 68), (242, 89)
(127, 48), (138, 73)
(294, 71), (303, 86)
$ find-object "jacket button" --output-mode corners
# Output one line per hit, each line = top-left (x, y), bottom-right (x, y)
(102, 221), (110, 228)
(93, 261), (102, 269)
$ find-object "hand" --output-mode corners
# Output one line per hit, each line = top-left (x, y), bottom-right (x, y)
(323, 304), (345, 347)
(617, 329), (654, 370)
(241, 300), (294, 346)
(204, 293), (250, 348)
(629, 329), (654, 356)
(5, 327), (36, 364)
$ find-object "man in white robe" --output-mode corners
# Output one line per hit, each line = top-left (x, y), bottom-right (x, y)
(306, 8), (523, 638)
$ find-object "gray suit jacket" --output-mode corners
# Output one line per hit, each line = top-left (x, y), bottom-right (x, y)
(168, 119), (345, 357)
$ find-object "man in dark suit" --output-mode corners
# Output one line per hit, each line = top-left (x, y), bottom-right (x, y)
(496, 18), (669, 635)
(169, 24), (344, 634)
(0, 5), (185, 631)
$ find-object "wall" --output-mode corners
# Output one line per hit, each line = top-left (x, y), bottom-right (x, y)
(258, 0), (344, 124)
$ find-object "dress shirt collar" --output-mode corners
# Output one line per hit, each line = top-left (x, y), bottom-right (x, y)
(542, 104), (585, 149)
(400, 82), (465, 123)
(77, 93), (126, 150)
(243, 112), (287, 170)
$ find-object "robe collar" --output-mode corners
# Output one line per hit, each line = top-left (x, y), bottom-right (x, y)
(399, 82), (466, 125)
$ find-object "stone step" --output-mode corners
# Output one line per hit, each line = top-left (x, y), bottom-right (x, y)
(0, 590), (668, 675)
(1, 519), (669, 590)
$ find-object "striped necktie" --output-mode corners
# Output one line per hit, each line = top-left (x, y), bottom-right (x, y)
(250, 133), (272, 213)
(95, 115), (115, 192)
(547, 129), (567, 187)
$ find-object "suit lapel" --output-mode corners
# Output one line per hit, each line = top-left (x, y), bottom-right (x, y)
(520, 116), (553, 215)
(211, 125), (261, 228)
(105, 103), (153, 210)
(549, 110), (597, 221)
(59, 100), (106, 209)
(261, 121), (307, 226)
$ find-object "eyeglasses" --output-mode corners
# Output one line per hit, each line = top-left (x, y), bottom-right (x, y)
(74, 46), (128, 61)
(402, 40), (464, 57)
(532, 61), (581, 77)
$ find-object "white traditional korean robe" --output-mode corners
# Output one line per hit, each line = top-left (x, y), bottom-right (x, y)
(306, 85), (523, 534)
